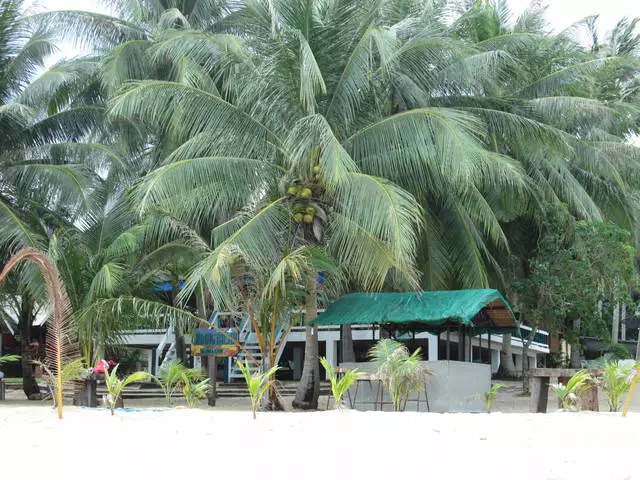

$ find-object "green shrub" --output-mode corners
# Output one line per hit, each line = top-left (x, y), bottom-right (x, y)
(599, 361), (634, 412)
(551, 370), (592, 410)
(157, 360), (187, 406)
(320, 357), (364, 409)
(369, 339), (432, 411)
(0, 354), (20, 364)
(484, 383), (506, 413)
(182, 373), (209, 408)
(237, 360), (280, 419)
(103, 364), (153, 415)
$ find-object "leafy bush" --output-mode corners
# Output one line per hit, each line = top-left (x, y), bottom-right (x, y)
(369, 339), (432, 412)
(237, 360), (280, 419)
(484, 383), (506, 413)
(599, 361), (634, 412)
(182, 374), (209, 408)
(0, 354), (20, 364)
(157, 360), (187, 406)
(157, 361), (208, 408)
(607, 344), (631, 361)
(551, 370), (592, 410)
(36, 358), (86, 409)
(320, 357), (364, 409)
(103, 364), (153, 415)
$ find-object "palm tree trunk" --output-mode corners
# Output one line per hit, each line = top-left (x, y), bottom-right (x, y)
(293, 275), (319, 410)
(341, 324), (355, 363)
(19, 294), (40, 399)
(500, 333), (517, 377)
(570, 318), (581, 368)
(521, 319), (538, 395)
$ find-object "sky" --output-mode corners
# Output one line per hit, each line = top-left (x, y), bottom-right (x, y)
(32, 0), (640, 59)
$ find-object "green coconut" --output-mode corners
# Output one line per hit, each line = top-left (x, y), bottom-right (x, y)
(300, 187), (312, 199)
(303, 214), (314, 224)
(293, 213), (304, 223)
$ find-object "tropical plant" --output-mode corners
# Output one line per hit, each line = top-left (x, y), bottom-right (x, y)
(551, 370), (593, 410)
(320, 356), (364, 410)
(157, 359), (187, 406)
(483, 383), (506, 413)
(36, 358), (86, 409)
(157, 360), (208, 408)
(9, 0), (640, 415)
(369, 339), (432, 412)
(0, 248), (77, 419)
(0, 354), (20, 364)
(599, 361), (635, 412)
(181, 372), (209, 408)
(103, 363), (152, 415)
(237, 360), (280, 419)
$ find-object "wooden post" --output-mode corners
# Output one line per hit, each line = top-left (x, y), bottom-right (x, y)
(458, 326), (463, 361)
(446, 327), (450, 360)
(530, 376), (549, 413)
(208, 355), (217, 407)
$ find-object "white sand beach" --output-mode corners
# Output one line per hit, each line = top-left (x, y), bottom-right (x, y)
(0, 403), (637, 480)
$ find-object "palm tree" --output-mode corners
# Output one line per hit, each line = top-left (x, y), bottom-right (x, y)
(103, 0), (543, 408)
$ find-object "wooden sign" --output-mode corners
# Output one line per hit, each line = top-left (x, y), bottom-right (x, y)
(192, 329), (239, 357)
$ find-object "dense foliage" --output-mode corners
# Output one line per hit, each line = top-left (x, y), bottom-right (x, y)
(1, 0), (640, 405)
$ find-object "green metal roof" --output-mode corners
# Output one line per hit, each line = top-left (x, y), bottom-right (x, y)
(309, 289), (517, 332)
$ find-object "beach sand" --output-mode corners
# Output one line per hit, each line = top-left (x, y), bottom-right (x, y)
(1, 398), (638, 480)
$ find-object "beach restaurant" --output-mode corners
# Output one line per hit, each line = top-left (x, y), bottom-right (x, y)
(309, 289), (519, 412)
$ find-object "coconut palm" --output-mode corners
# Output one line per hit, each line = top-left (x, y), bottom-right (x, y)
(105, 0), (553, 407)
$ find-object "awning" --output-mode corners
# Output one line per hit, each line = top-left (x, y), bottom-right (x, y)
(309, 289), (518, 333)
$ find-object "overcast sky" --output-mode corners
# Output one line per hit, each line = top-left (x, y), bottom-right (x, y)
(33, 0), (640, 58)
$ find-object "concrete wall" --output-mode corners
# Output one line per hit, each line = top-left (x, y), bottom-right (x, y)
(340, 360), (491, 413)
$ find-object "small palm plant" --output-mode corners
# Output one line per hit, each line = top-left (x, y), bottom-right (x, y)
(103, 364), (152, 415)
(369, 339), (432, 412)
(237, 360), (280, 419)
(320, 357), (364, 410)
(483, 384), (506, 413)
(36, 358), (86, 408)
(0, 354), (20, 364)
(599, 361), (634, 412)
(157, 360), (187, 406)
(182, 372), (209, 408)
(551, 370), (592, 410)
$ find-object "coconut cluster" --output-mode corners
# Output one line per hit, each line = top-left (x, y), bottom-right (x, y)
(287, 185), (316, 224)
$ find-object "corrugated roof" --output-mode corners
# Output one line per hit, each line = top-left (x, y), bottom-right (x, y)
(309, 289), (517, 332)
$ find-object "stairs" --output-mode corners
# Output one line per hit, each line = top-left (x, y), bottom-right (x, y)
(91, 382), (330, 399)
(227, 315), (288, 381)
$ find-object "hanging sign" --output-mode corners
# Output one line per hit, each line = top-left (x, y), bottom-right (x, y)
(192, 329), (239, 356)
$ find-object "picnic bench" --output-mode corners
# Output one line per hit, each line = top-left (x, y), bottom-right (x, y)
(530, 368), (600, 413)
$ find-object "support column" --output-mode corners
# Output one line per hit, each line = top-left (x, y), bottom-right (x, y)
(621, 303), (627, 342)
(514, 353), (523, 374)
(491, 348), (500, 375)
(428, 334), (438, 361)
(613, 303), (620, 345)
(326, 340), (337, 368)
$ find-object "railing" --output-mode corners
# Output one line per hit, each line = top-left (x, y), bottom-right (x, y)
(154, 325), (174, 375)
(514, 326), (549, 346)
